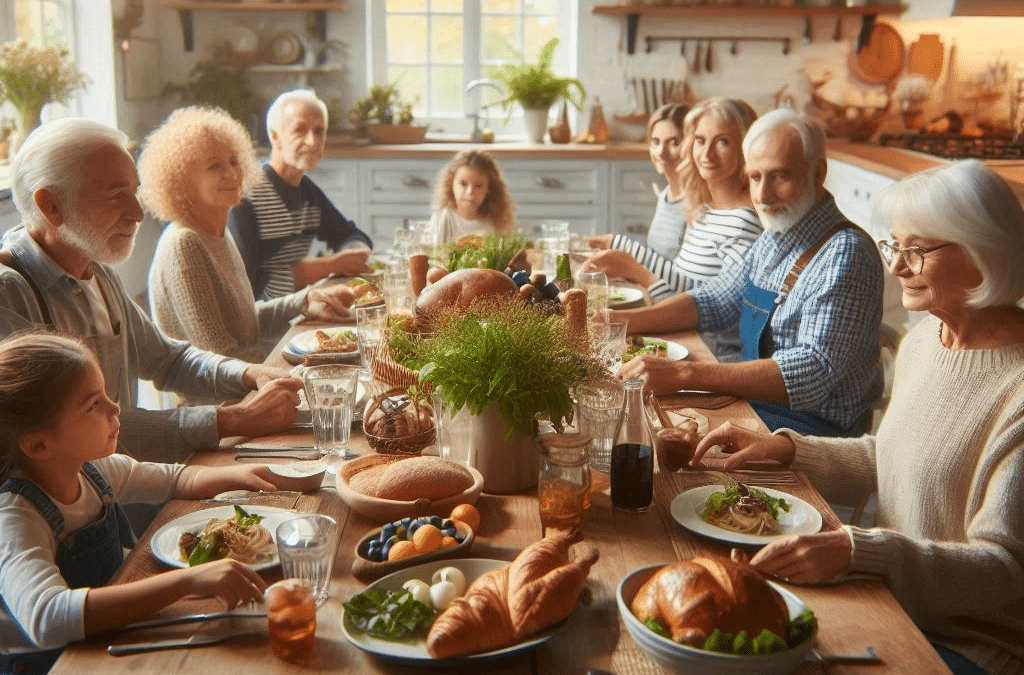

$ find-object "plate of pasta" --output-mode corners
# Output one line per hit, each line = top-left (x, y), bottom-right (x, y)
(150, 505), (295, 571)
(670, 483), (822, 546)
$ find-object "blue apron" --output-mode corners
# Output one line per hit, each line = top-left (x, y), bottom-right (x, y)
(739, 278), (847, 436)
(0, 463), (136, 675)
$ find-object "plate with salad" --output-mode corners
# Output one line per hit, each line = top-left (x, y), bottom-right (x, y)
(341, 558), (561, 665)
(670, 483), (822, 546)
(608, 285), (644, 309)
(624, 336), (688, 362)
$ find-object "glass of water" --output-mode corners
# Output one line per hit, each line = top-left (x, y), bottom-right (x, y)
(575, 379), (626, 472)
(276, 514), (338, 607)
(302, 364), (360, 467)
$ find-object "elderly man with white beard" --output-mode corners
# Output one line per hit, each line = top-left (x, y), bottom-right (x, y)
(0, 118), (302, 464)
(615, 108), (884, 437)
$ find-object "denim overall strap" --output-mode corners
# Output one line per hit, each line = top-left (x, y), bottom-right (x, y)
(739, 278), (779, 361)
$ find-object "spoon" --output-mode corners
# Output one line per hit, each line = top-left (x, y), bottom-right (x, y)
(808, 646), (881, 665)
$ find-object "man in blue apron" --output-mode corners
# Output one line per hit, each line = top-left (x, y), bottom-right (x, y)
(228, 89), (374, 301)
(618, 108), (884, 437)
(0, 118), (304, 465)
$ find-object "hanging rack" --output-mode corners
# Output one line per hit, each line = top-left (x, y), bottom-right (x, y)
(645, 35), (792, 57)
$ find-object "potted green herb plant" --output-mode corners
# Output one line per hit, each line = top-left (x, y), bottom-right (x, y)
(348, 82), (426, 144)
(488, 37), (586, 143)
(391, 295), (603, 493)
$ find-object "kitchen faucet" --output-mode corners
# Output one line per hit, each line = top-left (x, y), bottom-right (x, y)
(465, 78), (504, 142)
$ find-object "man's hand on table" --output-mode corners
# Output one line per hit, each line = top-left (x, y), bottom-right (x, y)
(618, 352), (691, 394)
(218, 377), (302, 439)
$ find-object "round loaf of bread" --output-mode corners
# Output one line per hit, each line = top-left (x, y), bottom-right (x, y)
(630, 556), (789, 646)
(370, 455), (475, 501)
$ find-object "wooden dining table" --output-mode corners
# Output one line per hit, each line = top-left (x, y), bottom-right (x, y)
(49, 320), (952, 675)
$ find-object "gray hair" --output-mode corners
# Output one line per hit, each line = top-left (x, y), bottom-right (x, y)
(265, 89), (329, 140)
(11, 118), (132, 228)
(871, 159), (1024, 308)
(742, 107), (825, 171)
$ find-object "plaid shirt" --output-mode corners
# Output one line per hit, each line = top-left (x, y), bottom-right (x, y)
(690, 193), (884, 429)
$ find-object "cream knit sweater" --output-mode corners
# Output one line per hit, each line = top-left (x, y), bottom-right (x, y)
(149, 224), (304, 363)
(785, 313), (1024, 675)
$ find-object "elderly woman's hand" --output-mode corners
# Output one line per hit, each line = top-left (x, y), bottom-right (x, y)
(305, 284), (355, 322)
(582, 249), (657, 287)
(747, 530), (853, 585)
(690, 421), (796, 469)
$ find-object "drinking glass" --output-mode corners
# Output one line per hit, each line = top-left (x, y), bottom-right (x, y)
(601, 320), (630, 372)
(276, 514), (338, 607)
(578, 270), (610, 319)
(382, 264), (413, 314)
(575, 379), (625, 472)
(432, 386), (473, 466)
(537, 433), (591, 537)
(266, 578), (317, 663)
(302, 364), (360, 466)
(539, 221), (571, 279)
(355, 305), (388, 377)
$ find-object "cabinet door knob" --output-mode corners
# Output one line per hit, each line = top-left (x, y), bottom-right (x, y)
(535, 176), (564, 190)
(401, 175), (430, 189)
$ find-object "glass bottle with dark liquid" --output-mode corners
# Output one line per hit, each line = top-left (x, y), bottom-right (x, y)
(610, 377), (653, 513)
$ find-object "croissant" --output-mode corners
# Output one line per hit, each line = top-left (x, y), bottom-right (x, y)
(630, 556), (789, 646)
(426, 534), (599, 658)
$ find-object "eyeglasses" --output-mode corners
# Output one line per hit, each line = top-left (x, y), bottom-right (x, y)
(877, 240), (951, 274)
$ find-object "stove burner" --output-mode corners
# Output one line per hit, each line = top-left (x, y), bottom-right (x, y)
(879, 133), (1024, 160)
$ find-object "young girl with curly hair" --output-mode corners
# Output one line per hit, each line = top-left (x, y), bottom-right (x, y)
(0, 332), (288, 673)
(427, 150), (516, 248)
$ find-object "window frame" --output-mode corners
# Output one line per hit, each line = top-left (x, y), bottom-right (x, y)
(367, 2), (577, 134)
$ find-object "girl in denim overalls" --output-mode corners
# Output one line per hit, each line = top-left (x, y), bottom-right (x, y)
(0, 332), (289, 674)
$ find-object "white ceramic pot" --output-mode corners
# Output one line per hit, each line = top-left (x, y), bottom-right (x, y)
(469, 403), (540, 493)
(521, 107), (551, 143)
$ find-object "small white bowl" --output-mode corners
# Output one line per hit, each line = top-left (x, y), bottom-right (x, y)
(616, 564), (817, 675)
(267, 461), (327, 492)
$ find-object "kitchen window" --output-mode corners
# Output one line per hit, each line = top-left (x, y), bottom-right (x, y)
(368, 1), (576, 132)
(0, 0), (78, 121)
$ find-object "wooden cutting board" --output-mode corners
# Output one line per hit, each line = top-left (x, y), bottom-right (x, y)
(908, 33), (944, 82)
(851, 22), (905, 85)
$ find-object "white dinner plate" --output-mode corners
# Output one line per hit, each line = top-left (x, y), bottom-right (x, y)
(150, 505), (298, 571)
(341, 558), (563, 665)
(282, 327), (360, 365)
(670, 485), (822, 546)
(628, 336), (688, 361)
(608, 285), (644, 309)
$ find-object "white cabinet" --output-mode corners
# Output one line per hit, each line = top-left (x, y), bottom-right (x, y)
(307, 155), (658, 245)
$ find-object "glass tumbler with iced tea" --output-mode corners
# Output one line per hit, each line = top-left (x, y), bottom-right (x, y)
(266, 578), (316, 663)
(536, 432), (592, 536)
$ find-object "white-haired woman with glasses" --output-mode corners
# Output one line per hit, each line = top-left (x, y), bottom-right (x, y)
(689, 159), (1024, 675)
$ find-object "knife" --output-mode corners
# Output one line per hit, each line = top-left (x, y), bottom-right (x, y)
(107, 628), (262, 655)
(118, 609), (266, 633)
(235, 451), (321, 461)
(234, 442), (315, 452)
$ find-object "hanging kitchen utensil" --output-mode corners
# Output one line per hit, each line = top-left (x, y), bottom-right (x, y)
(693, 41), (702, 75)
(907, 33), (944, 83)
(640, 78), (650, 114)
(705, 40), (713, 73)
(730, 39), (738, 56)
(803, 17), (812, 46)
(651, 79), (659, 110)
(851, 21), (904, 85)
(832, 17), (843, 41)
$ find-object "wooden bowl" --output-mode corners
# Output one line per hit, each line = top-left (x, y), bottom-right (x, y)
(351, 520), (475, 583)
(266, 461), (327, 492)
(335, 454), (484, 523)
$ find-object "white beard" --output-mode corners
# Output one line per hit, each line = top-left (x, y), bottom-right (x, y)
(756, 180), (818, 234)
(57, 210), (137, 265)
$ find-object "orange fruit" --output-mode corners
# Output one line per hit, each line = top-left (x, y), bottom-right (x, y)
(440, 536), (459, 549)
(412, 524), (443, 553)
(449, 503), (481, 531)
(388, 540), (418, 561)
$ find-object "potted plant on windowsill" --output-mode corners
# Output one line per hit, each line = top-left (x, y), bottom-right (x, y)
(388, 295), (603, 493)
(348, 82), (427, 144)
(489, 37), (586, 143)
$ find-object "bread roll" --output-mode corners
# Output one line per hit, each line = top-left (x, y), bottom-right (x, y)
(630, 556), (789, 646)
(414, 267), (517, 317)
(373, 456), (474, 501)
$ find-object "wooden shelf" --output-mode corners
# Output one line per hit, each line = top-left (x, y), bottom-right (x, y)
(592, 3), (905, 54)
(165, 1), (346, 51)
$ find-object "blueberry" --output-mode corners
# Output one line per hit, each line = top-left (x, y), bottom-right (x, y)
(442, 527), (457, 537)
(380, 524), (396, 541)
(381, 534), (400, 559)
(408, 520), (423, 537)
(401, 517), (413, 526)
(429, 515), (444, 529)
(511, 270), (530, 288)
(454, 534), (464, 543)
(441, 518), (455, 530)
(542, 282), (561, 300)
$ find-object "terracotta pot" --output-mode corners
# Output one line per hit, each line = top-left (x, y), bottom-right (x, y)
(469, 403), (539, 493)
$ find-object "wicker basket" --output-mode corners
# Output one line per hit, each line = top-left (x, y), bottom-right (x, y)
(810, 94), (890, 142)
(362, 390), (435, 456)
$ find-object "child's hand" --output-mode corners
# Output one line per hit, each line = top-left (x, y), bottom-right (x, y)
(183, 559), (267, 608)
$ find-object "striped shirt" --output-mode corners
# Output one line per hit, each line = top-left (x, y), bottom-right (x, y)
(227, 164), (373, 300)
(691, 193), (885, 429)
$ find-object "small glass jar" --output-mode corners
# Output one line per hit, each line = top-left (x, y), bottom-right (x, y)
(536, 432), (592, 536)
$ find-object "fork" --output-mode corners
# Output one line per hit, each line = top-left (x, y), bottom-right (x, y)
(107, 627), (261, 655)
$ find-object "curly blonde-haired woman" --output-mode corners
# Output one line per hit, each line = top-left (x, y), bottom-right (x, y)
(426, 150), (516, 248)
(138, 106), (353, 362)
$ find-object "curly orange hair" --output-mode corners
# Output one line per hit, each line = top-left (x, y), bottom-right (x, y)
(137, 106), (260, 224)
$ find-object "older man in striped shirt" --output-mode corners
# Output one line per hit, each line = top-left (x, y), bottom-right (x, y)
(228, 89), (374, 300)
(616, 109), (884, 437)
